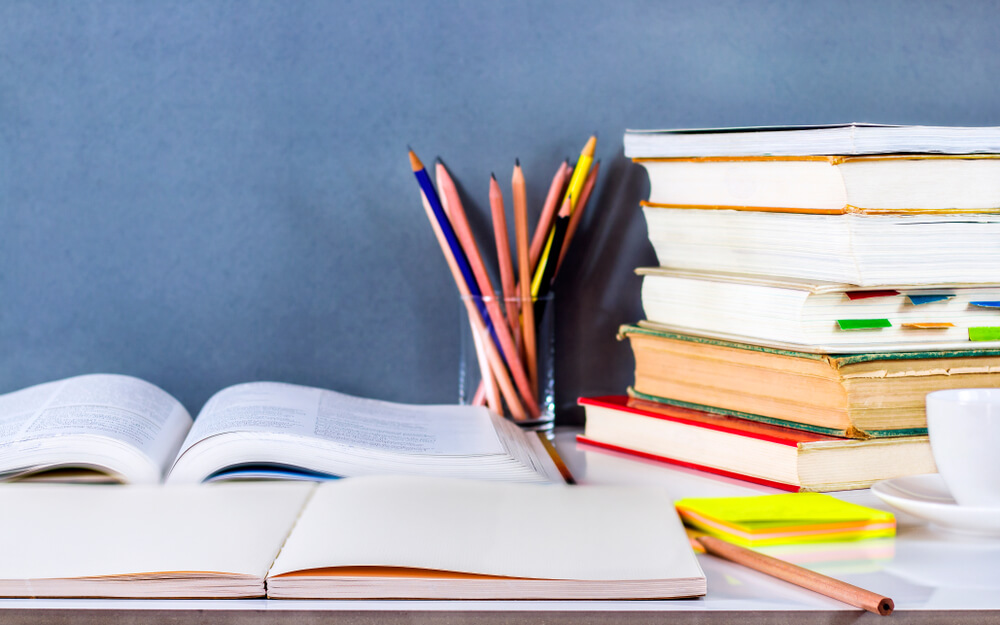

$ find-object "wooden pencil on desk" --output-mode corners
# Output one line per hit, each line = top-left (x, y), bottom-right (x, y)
(512, 159), (537, 392)
(695, 535), (894, 616)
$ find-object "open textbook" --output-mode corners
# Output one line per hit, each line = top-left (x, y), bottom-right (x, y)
(0, 374), (562, 484)
(0, 477), (706, 600)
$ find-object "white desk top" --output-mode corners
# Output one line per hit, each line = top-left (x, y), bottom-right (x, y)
(1, 427), (997, 623)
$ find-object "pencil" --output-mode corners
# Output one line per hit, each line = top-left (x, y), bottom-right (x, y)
(531, 135), (596, 297)
(409, 150), (492, 340)
(528, 160), (571, 272)
(695, 535), (894, 616)
(434, 160), (540, 418)
(468, 315), (499, 411)
(556, 159), (600, 274)
(533, 194), (571, 320)
(418, 191), (523, 419)
(489, 174), (519, 335)
(512, 159), (537, 392)
(435, 162), (501, 412)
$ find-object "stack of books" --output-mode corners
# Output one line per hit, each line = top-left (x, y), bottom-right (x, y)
(579, 124), (1000, 492)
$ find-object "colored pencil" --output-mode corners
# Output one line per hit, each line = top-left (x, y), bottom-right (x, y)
(418, 191), (522, 419)
(556, 159), (600, 274)
(529, 160), (571, 272)
(696, 535), (894, 616)
(512, 159), (537, 392)
(411, 149), (539, 419)
(435, 160), (540, 418)
(468, 316), (498, 411)
(531, 135), (596, 297)
(409, 150), (492, 338)
(533, 194), (571, 321)
(435, 162), (501, 412)
(489, 174), (519, 335)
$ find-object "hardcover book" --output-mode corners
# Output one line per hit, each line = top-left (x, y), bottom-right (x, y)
(578, 396), (935, 492)
(637, 267), (1000, 353)
(623, 124), (1000, 158)
(634, 154), (1000, 214)
(641, 205), (1000, 287)
(619, 324), (1000, 438)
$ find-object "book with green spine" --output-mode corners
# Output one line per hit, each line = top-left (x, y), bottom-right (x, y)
(620, 324), (1000, 439)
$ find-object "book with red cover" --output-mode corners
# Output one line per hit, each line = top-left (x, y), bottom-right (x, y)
(577, 396), (935, 492)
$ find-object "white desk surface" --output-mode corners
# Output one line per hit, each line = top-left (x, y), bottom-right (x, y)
(1, 427), (998, 624)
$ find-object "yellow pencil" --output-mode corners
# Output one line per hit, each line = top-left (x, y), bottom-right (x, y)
(531, 135), (596, 296)
(556, 160), (600, 274)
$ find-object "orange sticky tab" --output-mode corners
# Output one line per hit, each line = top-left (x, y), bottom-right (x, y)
(901, 322), (955, 329)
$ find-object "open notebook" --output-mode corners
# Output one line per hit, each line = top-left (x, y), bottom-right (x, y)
(0, 477), (705, 600)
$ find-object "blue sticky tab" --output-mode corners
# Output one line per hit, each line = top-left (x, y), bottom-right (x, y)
(970, 301), (1000, 309)
(907, 294), (954, 305)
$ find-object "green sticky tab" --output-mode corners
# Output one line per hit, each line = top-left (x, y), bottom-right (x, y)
(838, 319), (891, 330)
(969, 327), (1000, 341)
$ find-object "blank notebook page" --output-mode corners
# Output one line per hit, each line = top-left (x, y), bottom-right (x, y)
(0, 483), (314, 580)
(269, 475), (703, 582)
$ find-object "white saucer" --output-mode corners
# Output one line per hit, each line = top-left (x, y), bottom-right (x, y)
(871, 474), (1000, 537)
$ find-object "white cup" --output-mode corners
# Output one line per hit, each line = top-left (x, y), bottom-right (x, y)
(925, 389), (1000, 507)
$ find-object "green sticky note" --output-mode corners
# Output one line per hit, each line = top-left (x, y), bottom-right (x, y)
(837, 319), (891, 330)
(969, 327), (1000, 341)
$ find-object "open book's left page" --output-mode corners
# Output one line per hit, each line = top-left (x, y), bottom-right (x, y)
(0, 482), (314, 598)
(0, 374), (193, 483)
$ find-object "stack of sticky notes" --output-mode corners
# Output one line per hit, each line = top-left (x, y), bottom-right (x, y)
(676, 493), (895, 547)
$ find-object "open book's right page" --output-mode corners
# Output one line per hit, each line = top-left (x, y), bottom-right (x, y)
(267, 476), (705, 599)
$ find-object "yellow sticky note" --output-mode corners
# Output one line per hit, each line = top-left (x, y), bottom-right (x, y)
(675, 493), (895, 547)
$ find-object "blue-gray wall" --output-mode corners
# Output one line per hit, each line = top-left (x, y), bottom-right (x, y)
(3, 0), (999, 420)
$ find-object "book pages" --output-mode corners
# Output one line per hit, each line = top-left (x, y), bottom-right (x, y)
(0, 483), (313, 588)
(269, 476), (703, 583)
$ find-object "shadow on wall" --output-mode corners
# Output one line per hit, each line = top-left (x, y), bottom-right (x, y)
(555, 149), (656, 425)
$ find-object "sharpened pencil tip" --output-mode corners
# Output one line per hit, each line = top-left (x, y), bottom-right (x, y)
(408, 149), (423, 172)
(515, 158), (520, 167)
(491, 172), (496, 181)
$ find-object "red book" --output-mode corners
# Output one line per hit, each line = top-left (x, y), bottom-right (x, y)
(577, 396), (934, 492)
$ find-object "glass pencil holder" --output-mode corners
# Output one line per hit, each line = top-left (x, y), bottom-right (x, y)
(458, 292), (556, 432)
